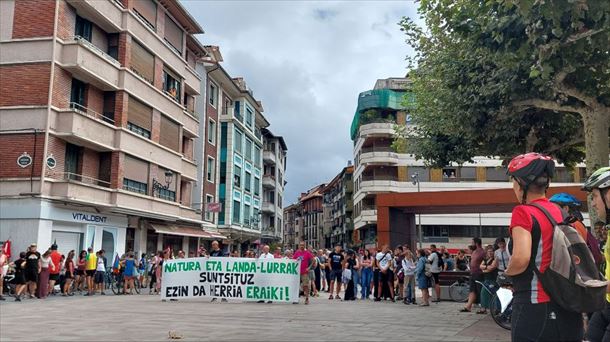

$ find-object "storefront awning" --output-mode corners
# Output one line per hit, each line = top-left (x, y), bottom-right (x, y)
(150, 224), (226, 240)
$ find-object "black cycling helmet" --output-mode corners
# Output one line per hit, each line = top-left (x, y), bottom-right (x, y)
(507, 153), (555, 204)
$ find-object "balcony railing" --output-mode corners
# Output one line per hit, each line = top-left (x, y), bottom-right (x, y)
(73, 36), (120, 67)
(361, 146), (394, 153)
(361, 174), (399, 182)
(69, 102), (115, 125)
(49, 171), (111, 188)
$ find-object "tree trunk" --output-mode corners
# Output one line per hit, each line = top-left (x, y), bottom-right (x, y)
(582, 109), (610, 227)
(582, 109), (610, 174)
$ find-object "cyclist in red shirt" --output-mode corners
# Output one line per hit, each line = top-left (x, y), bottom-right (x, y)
(504, 153), (583, 341)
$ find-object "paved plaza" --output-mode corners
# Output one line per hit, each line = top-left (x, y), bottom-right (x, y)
(0, 292), (510, 342)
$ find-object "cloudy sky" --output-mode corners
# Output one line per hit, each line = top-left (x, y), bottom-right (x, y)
(182, 1), (419, 204)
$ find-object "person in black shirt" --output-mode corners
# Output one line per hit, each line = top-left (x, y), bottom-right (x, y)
(11, 252), (27, 302)
(25, 244), (41, 299)
(343, 250), (358, 300)
(327, 244), (344, 300)
(209, 241), (224, 257)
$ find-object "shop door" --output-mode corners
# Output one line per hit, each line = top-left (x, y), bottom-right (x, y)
(101, 228), (117, 264)
(51, 231), (82, 257)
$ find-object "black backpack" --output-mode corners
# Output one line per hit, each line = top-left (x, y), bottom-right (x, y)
(529, 204), (608, 313)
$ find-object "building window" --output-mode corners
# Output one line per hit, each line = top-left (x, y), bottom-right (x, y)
(223, 97), (232, 115)
(254, 146), (261, 165)
(233, 200), (241, 224)
(162, 68), (181, 102)
(234, 165), (242, 188)
(245, 107), (253, 128)
(123, 178), (147, 194)
(70, 78), (87, 108)
(234, 129), (243, 154)
(127, 97), (152, 139)
(205, 194), (214, 221)
(209, 83), (217, 107)
(244, 204), (251, 225)
(207, 119), (216, 145)
(75, 16), (92, 42)
(164, 14), (183, 54)
(245, 139), (252, 161)
(126, 122), (150, 139)
(156, 188), (176, 202)
(254, 177), (260, 197)
(206, 157), (215, 183)
(245, 171), (251, 193)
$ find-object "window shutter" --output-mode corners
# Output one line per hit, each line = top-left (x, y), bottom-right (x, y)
(130, 41), (155, 84)
(124, 155), (149, 183)
(132, 0), (157, 28)
(128, 97), (152, 131)
(159, 115), (180, 152)
(164, 14), (183, 53)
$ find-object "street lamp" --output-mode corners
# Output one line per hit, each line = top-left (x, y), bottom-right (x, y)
(411, 172), (422, 249)
(152, 170), (174, 198)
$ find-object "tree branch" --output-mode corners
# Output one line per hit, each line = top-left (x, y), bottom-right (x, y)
(513, 98), (584, 114)
(540, 28), (605, 52)
(543, 136), (585, 154)
(553, 69), (600, 108)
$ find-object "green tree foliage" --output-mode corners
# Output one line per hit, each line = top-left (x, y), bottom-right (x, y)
(397, 0), (610, 171)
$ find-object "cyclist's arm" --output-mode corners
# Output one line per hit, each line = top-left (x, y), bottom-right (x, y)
(504, 226), (531, 276)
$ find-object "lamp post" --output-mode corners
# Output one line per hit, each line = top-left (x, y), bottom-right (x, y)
(152, 170), (174, 198)
(411, 172), (422, 249)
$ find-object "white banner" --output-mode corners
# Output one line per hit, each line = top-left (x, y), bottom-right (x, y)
(160, 257), (301, 303)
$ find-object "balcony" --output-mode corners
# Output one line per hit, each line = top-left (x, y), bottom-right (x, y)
(114, 189), (200, 221)
(181, 158), (197, 181)
(51, 104), (116, 152)
(262, 174), (276, 189)
(48, 173), (114, 206)
(125, 11), (201, 95)
(66, 0), (123, 32)
(358, 122), (394, 139)
(263, 150), (276, 165)
(261, 202), (275, 214)
(58, 37), (121, 91)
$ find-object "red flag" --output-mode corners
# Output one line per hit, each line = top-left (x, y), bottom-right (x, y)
(2, 240), (11, 259)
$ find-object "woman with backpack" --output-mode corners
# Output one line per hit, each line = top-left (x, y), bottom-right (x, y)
(504, 153), (583, 341)
(414, 248), (430, 307)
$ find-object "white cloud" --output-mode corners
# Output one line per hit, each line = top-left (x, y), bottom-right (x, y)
(182, 0), (418, 203)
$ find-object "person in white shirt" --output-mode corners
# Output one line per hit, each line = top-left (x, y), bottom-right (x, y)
(259, 245), (275, 260)
(375, 245), (394, 301)
(427, 244), (442, 302)
(258, 245), (275, 303)
(492, 238), (510, 273)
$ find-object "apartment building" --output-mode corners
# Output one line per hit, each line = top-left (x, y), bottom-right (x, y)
(261, 128), (287, 244)
(207, 65), (270, 252)
(299, 184), (325, 249)
(351, 76), (591, 250)
(321, 164), (354, 249)
(282, 203), (301, 250)
(0, 0), (211, 258)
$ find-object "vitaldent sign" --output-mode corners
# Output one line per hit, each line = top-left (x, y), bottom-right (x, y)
(71, 212), (107, 223)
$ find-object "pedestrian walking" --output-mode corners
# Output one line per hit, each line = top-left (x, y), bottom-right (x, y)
(37, 249), (55, 299)
(25, 243), (41, 299)
(11, 252), (27, 302)
(63, 250), (75, 296)
(48, 243), (62, 296)
(293, 241), (314, 305)
(460, 238), (485, 312)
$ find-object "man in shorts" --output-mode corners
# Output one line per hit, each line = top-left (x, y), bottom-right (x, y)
(84, 247), (97, 296)
(327, 244), (344, 300)
(25, 243), (41, 298)
(427, 244), (442, 302)
(94, 250), (106, 295)
(461, 237), (485, 312)
(48, 243), (62, 296)
(293, 241), (314, 305)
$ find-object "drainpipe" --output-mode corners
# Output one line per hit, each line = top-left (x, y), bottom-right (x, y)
(39, 1), (60, 195)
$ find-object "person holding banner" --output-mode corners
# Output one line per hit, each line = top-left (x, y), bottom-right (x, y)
(258, 245), (275, 303)
(293, 241), (314, 305)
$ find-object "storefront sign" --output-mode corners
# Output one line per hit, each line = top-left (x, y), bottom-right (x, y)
(206, 203), (222, 213)
(72, 212), (108, 223)
(161, 257), (300, 302)
(17, 152), (32, 168)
